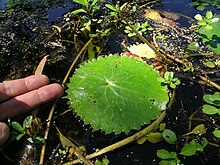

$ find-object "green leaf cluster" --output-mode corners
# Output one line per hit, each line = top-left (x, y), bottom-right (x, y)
(137, 126), (177, 145)
(202, 92), (220, 115)
(194, 11), (220, 55)
(94, 157), (109, 165)
(66, 55), (169, 134)
(157, 71), (181, 89)
(71, 0), (103, 26)
(180, 138), (208, 156)
(11, 116), (33, 140)
(105, 3), (128, 17)
(157, 149), (183, 165)
(10, 116), (44, 144)
(190, 0), (220, 11)
(124, 21), (153, 37)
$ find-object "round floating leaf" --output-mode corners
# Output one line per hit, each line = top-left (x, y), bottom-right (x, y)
(66, 55), (169, 134)
(202, 104), (219, 115)
(213, 129), (220, 138)
(162, 129), (177, 144)
(157, 149), (170, 159)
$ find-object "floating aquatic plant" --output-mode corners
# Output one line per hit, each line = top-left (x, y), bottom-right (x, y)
(195, 12), (220, 55)
(65, 55), (169, 134)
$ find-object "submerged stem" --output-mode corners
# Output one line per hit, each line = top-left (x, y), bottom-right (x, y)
(39, 38), (93, 165)
(63, 110), (167, 165)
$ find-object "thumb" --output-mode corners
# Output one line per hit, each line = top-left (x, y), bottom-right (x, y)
(0, 122), (10, 146)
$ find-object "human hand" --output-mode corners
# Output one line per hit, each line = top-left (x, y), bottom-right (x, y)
(0, 75), (64, 146)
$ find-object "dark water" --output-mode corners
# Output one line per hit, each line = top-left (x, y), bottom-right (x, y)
(0, 0), (219, 164)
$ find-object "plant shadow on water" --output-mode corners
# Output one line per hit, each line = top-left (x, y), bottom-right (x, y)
(0, 0), (220, 164)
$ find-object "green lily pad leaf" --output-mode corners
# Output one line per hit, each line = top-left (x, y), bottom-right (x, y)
(213, 129), (220, 138)
(66, 55), (169, 134)
(162, 129), (177, 144)
(202, 104), (219, 115)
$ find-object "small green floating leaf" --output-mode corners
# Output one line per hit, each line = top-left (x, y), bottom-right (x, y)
(157, 149), (171, 159)
(180, 140), (197, 156)
(147, 132), (163, 143)
(202, 104), (219, 115)
(205, 11), (213, 19)
(213, 129), (220, 138)
(203, 60), (215, 68)
(194, 14), (203, 21)
(191, 124), (206, 135)
(65, 55), (169, 134)
(162, 129), (177, 144)
(187, 42), (200, 51)
(203, 92), (220, 106)
(157, 149), (180, 165)
(180, 138), (208, 156)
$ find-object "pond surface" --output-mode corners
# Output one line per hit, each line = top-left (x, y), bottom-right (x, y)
(0, 0), (219, 165)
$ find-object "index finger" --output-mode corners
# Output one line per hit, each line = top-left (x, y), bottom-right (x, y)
(0, 75), (49, 102)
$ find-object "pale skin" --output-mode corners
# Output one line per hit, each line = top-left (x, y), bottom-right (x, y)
(0, 75), (64, 146)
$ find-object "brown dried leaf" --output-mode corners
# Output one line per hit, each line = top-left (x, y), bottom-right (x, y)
(127, 43), (156, 59)
(35, 55), (49, 75)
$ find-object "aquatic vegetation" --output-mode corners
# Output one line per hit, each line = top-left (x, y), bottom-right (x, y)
(180, 138), (208, 156)
(71, 0), (104, 26)
(157, 71), (181, 89)
(190, 0), (220, 10)
(124, 21), (153, 37)
(65, 55), (169, 134)
(157, 149), (183, 165)
(9, 115), (44, 144)
(1, 0), (220, 164)
(202, 92), (220, 115)
(194, 11), (220, 55)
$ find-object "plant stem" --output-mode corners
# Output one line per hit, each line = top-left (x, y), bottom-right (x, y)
(62, 38), (93, 85)
(122, 17), (172, 64)
(199, 75), (220, 91)
(39, 38), (93, 165)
